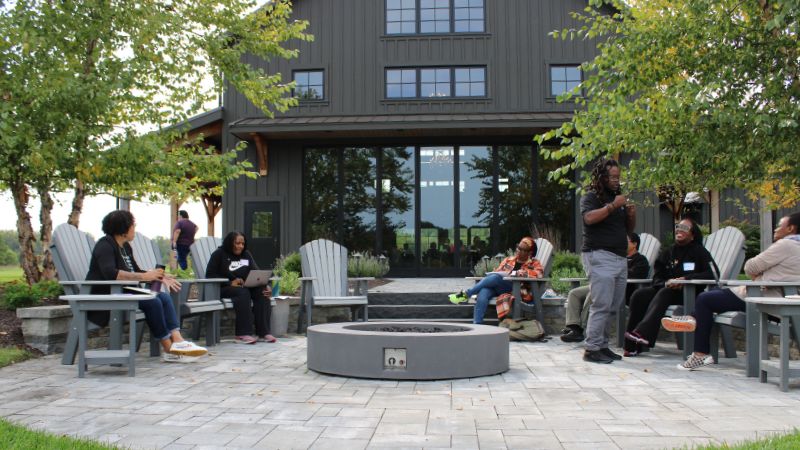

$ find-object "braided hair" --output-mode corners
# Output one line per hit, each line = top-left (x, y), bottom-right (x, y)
(589, 158), (620, 203)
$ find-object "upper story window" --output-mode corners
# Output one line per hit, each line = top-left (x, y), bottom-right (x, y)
(550, 65), (581, 97)
(386, 66), (486, 99)
(386, 0), (485, 35)
(454, 0), (484, 32)
(293, 70), (324, 100)
(386, 0), (416, 34)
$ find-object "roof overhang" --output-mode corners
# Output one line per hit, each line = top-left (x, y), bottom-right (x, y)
(229, 112), (574, 140)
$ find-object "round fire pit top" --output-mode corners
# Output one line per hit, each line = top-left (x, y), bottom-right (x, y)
(307, 321), (509, 380)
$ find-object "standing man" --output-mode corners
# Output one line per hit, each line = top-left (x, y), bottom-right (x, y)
(580, 159), (636, 363)
(172, 210), (198, 270)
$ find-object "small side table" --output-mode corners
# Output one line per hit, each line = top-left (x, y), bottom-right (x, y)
(61, 294), (154, 378)
(744, 297), (800, 391)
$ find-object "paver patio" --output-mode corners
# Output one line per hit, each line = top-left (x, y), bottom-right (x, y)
(3, 334), (800, 450)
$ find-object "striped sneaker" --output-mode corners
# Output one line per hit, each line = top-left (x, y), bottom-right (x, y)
(662, 315), (697, 332)
(678, 353), (714, 371)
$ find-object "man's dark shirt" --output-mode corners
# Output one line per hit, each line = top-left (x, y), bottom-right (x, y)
(580, 189), (628, 257)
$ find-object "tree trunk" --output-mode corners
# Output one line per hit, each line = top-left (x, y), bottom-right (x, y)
(10, 179), (41, 284)
(38, 187), (56, 280)
(68, 179), (85, 228)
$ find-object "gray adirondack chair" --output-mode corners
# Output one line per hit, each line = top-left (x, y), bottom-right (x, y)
(298, 239), (370, 333)
(51, 223), (155, 365)
(131, 232), (222, 346)
(189, 236), (231, 341)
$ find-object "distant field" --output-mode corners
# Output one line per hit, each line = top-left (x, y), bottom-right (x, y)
(0, 265), (23, 283)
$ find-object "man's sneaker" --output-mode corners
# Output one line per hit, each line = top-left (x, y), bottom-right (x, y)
(678, 353), (714, 371)
(162, 352), (201, 363)
(600, 348), (622, 361)
(583, 349), (613, 364)
(234, 335), (257, 345)
(169, 340), (208, 356)
(624, 330), (649, 346)
(662, 315), (697, 333)
(448, 290), (468, 304)
(560, 328), (585, 343)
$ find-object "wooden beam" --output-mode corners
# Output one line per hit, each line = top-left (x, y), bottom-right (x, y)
(251, 133), (268, 176)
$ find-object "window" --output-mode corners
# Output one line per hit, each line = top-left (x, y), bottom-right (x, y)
(386, 67), (486, 99)
(386, 0), (416, 34)
(420, 68), (451, 97)
(386, 69), (417, 98)
(386, 0), (484, 34)
(550, 65), (581, 97)
(293, 70), (324, 100)
(454, 0), (484, 32)
(420, 0), (450, 33)
(455, 67), (485, 96)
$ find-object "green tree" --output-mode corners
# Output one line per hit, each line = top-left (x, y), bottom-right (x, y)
(537, 0), (800, 209)
(1, 0), (311, 283)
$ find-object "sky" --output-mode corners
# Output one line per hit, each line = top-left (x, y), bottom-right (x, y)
(0, 191), (222, 240)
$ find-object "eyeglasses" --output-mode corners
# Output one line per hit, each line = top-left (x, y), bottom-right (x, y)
(606, 176), (620, 181)
(516, 246), (531, 252)
(675, 224), (691, 233)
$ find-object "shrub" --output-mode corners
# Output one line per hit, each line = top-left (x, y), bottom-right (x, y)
(470, 250), (515, 277)
(347, 252), (389, 277)
(1, 281), (39, 310)
(30, 280), (63, 300)
(549, 266), (587, 296)
(169, 266), (195, 278)
(274, 270), (300, 296)
(274, 252), (301, 274)
(552, 251), (582, 273)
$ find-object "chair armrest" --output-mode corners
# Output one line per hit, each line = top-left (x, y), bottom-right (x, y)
(349, 277), (375, 281)
(559, 277), (587, 282)
(465, 276), (484, 281)
(503, 277), (550, 283)
(299, 277), (316, 281)
(59, 280), (139, 286)
(626, 278), (653, 285)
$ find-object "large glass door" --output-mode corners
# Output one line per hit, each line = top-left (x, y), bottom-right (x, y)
(420, 147), (455, 270)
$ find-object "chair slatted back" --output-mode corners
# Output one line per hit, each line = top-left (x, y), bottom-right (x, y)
(51, 224), (96, 294)
(704, 226), (746, 280)
(299, 239), (348, 298)
(190, 236), (222, 277)
(131, 232), (161, 270)
(534, 238), (554, 277)
(638, 232), (661, 278)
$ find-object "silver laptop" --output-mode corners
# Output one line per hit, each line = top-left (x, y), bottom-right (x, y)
(243, 270), (272, 288)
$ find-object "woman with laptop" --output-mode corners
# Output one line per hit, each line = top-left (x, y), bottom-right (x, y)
(206, 231), (276, 344)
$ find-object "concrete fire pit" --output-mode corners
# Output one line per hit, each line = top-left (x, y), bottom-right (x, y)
(307, 321), (509, 380)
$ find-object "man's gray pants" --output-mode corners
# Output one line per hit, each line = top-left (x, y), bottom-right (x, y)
(582, 250), (627, 351)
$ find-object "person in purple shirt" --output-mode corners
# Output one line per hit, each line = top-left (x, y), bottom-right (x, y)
(171, 210), (198, 270)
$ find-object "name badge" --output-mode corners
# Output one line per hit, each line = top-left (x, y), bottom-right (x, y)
(683, 262), (695, 271)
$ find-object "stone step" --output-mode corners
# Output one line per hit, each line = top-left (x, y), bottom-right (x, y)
(367, 292), (460, 306)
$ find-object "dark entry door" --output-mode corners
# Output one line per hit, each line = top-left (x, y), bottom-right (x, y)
(244, 201), (280, 269)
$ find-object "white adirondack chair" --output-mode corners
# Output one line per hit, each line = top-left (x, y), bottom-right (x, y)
(50, 223), (155, 365)
(132, 232), (223, 346)
(637, 232), (661, 278)
(298, 239), (370, 333)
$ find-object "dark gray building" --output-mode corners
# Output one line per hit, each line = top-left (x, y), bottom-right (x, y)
(195, 0), (682, 275)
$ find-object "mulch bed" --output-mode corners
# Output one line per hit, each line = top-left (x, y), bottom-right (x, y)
(0, 299), (59, 355)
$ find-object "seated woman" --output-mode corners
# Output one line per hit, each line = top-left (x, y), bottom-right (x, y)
(663, 212), (800, 370)
(449, 237), (543, 324)
(86, 210), (207, 362)
(206, 231), (275, 345)
(623, 218), (715, 356)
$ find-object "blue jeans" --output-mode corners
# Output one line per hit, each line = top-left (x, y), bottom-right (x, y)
(467, 274), (512, 324)
(176, 244), (191, 270)
(138, 292), (180, 341)
(692, 288), (745, 354)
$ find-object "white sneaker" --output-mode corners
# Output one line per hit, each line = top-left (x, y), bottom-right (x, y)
(677, 353), (714, 371)
(161, 352), (201, 363)
(169, 341), (208, 356)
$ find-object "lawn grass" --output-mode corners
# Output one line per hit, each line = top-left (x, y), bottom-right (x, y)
(694, 430), (800, 449)
(0, 418), (120, 449)
(0, 265), (23, 283)
(0, 347), (33, 368)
